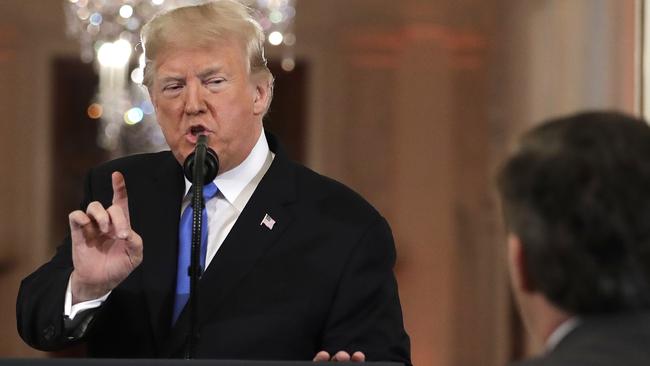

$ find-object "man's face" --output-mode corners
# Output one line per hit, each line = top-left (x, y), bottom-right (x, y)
(149, 39), (269, 173)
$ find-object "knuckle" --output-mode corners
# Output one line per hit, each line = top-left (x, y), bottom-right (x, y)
(68, 210), (87, 225)
(107, 205), (122, 218)
(86, 201), (104, 215)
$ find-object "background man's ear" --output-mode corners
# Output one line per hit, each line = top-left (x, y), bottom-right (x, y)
(508, 234), (535, 293)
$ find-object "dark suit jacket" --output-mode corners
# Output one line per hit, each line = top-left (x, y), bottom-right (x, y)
(17, 133), (411, 364)
(510, 312), (650, 366)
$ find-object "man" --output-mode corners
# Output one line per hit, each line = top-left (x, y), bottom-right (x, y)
(17, 1), (410, 363)
(498, 111), (650, 366)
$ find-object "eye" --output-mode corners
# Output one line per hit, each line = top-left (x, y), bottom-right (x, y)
(205, 78), (225, 87)
(161, 83), (183, 96)
(163, 84), (183, 91)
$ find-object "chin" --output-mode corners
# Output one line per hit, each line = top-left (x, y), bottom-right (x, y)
(172, 149), (190, 165)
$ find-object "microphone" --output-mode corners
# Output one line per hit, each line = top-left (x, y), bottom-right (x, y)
(183, 135), (219, 184)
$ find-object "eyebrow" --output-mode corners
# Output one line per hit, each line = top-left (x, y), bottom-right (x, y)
(157, 67), (224, 84)
(196, 67), (223, 79)
(159, 76), (185, 84)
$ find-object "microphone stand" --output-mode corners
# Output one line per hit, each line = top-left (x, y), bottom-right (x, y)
(188, 137), (205, 359)
(183, 134), (218, 359)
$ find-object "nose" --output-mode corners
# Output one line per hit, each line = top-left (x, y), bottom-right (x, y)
(184, 80), (207, 116)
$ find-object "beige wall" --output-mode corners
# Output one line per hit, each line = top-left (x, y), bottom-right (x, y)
(0, 1), (79, 356)
(0, 0), (639, 364)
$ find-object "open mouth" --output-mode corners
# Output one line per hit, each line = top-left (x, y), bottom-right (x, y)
(185, 125), (213, 145)
(189, 125), (209, 136)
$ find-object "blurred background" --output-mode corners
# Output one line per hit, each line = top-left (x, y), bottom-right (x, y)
(0, 0), (641, 365)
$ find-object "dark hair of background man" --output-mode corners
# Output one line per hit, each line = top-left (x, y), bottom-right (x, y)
(498, 111), (650, 314)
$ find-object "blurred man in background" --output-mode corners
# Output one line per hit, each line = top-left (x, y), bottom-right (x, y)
(498, 111), (650, 366)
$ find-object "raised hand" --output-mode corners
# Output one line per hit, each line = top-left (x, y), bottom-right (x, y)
(68, 171), (143, 304)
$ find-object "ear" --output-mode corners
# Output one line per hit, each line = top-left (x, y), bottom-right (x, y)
(508, 233), (535, 293)
(252, 75), (272, 116)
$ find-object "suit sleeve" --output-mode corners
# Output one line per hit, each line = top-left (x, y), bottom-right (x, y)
(16, 169), (98, 351)
(320, 216), (411, 366)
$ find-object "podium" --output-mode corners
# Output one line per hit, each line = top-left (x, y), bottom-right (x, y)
(0, 360), (403, 366)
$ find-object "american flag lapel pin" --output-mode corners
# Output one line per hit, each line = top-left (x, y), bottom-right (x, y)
(260, 213), (276, 230)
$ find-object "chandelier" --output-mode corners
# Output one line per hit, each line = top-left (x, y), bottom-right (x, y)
(64, 0), (297, 157)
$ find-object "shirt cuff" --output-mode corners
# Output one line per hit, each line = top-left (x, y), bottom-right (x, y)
(64, 275), (111, 320)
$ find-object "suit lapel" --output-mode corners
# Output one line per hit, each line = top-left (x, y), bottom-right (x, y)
(198, 152), (296, 318)
(132, 152), (185, 354)
(164, 133), (298, 355)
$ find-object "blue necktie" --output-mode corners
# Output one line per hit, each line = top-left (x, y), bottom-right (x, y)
(172, 182), (219, 324)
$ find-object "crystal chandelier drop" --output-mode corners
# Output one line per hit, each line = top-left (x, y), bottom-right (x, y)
(255, 0), (297, 72)
(64, 0), (297, 157)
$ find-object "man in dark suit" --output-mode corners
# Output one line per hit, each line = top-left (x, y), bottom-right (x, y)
(497, 111), (650, 366)
(16, 1), (410, 363)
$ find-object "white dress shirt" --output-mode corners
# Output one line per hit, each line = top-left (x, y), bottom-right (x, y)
(65, 130), (274, 319)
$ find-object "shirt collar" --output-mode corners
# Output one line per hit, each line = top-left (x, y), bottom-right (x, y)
(184, 130), (270, 212)
(545, 316), (580, 352)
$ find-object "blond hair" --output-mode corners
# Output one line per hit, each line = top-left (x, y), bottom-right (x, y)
(140, 0), (272, 87)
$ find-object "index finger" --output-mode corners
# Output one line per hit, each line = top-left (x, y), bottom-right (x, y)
(111, 171), (129, 220)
